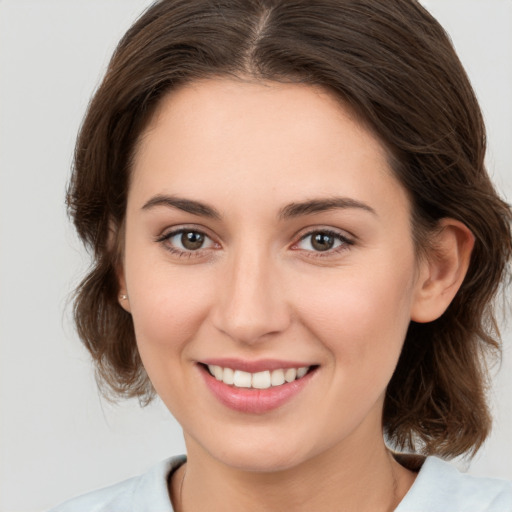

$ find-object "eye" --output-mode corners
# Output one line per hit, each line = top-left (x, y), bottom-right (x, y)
(158, 228), (217, 253)
(294, 230), (353, 253)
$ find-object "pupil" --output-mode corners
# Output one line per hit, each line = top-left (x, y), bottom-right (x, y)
(312, 233), (334, 251)
(181, 231), (204, 250)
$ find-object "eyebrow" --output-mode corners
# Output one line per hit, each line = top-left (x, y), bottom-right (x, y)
(279, 197), (376, 219)
(141, 195), (222, 219)
(141, 194), (376, 220)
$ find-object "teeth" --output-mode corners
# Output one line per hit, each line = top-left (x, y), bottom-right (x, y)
(233, 370), (252, 388)
(284, 368), (297, 382)
(207, 365), (310, 389)
(297, 366), (308, 378)
(252, 371), (271, 389)
(211, 365), (223, 381)
(223, 367), (234, 385)
(271, 369), (285, 386)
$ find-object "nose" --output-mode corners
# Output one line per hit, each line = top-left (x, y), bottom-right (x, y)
(211, 246), (291, 345)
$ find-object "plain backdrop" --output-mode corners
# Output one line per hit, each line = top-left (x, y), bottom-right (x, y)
(0, 1), (511, 511)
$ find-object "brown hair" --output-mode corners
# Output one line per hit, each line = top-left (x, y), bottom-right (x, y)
(68, 0), (512, 458)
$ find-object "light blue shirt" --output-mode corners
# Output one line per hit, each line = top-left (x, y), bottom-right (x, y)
(50, 455), (512, 511)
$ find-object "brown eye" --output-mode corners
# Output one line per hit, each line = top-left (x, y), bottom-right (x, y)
(295, 230), (352, 254)
(161, 229), (216, 253)
(181, 231), (205, 250)
(311, 232), (335, 251)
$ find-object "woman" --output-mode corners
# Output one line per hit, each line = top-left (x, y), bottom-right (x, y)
(51, 0), (512, 510)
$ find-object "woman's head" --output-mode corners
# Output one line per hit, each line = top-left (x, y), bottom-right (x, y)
(69, 0), (512, 460)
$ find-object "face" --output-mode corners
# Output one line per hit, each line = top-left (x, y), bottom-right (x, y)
(121, 79), (425, 472)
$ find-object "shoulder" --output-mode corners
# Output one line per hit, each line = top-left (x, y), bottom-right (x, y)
(396, 456), (512, 512)
(48, 455), (186, 512)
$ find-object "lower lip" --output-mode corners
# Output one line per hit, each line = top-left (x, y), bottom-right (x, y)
(199, 365), (316, 414)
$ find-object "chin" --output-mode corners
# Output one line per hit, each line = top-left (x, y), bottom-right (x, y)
(214, 447), (307, 473)
(195, 429), (320, 474)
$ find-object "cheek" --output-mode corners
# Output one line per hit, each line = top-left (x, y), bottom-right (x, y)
(292, 258), (416, 372)
(130, 275), (204, 346)
(123, 253), (214, 383)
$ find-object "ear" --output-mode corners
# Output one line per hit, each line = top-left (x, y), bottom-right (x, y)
(117, 267), (131, 314)
(109, 219), (131, 314)
(411, 218), (474, 323)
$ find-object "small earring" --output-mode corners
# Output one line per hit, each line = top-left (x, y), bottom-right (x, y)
(119, 294), (128, 300)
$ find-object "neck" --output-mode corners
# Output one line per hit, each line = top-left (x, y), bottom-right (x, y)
(171, 434), (416, 512)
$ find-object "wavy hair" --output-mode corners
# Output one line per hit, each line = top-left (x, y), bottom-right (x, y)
(68, 0), (512, 458)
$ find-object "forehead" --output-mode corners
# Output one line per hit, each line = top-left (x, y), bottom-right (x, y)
(136, 78), (384, 164)
(130, 78), (409, 218)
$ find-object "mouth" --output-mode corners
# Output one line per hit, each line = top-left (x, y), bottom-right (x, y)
(203, 363), (315, 389)
(197, 360), (319, 413)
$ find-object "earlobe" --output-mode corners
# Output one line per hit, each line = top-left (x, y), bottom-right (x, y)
(411, 219), (474, 323)
(117, 270), (131, 313)
(109, 219), (131, 313)
(118, 292), (131, 311)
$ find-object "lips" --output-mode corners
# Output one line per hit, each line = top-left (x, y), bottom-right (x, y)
(198, 359), (318, 413)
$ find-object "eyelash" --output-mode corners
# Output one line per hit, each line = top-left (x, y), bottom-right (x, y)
(155, 227), (354, 259)
(155, 228), (218, 259)
(293, 229), (354, 258)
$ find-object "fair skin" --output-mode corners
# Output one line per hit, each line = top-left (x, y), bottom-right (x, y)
(118, 79), (473, 512)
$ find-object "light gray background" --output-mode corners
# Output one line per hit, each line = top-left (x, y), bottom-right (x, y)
(0, 1), (511, 511)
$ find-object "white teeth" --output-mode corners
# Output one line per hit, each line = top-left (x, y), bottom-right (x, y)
(207, 364), (311, 389)
(297, 366), (308, 378)
(284, 368), (297, 382)
(211, 365), (223, 381)
(252, 371), (271, 389)
(223, 367), (234, 385)
(271, 369), (285, 386)
(233, 370), (252, 388)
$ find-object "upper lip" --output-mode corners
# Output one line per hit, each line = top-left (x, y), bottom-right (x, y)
(199, 358), (316, 373)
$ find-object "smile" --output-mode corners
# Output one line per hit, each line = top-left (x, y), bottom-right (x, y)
(199, 360), (318, 413)
(207, 365), (310, 389)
